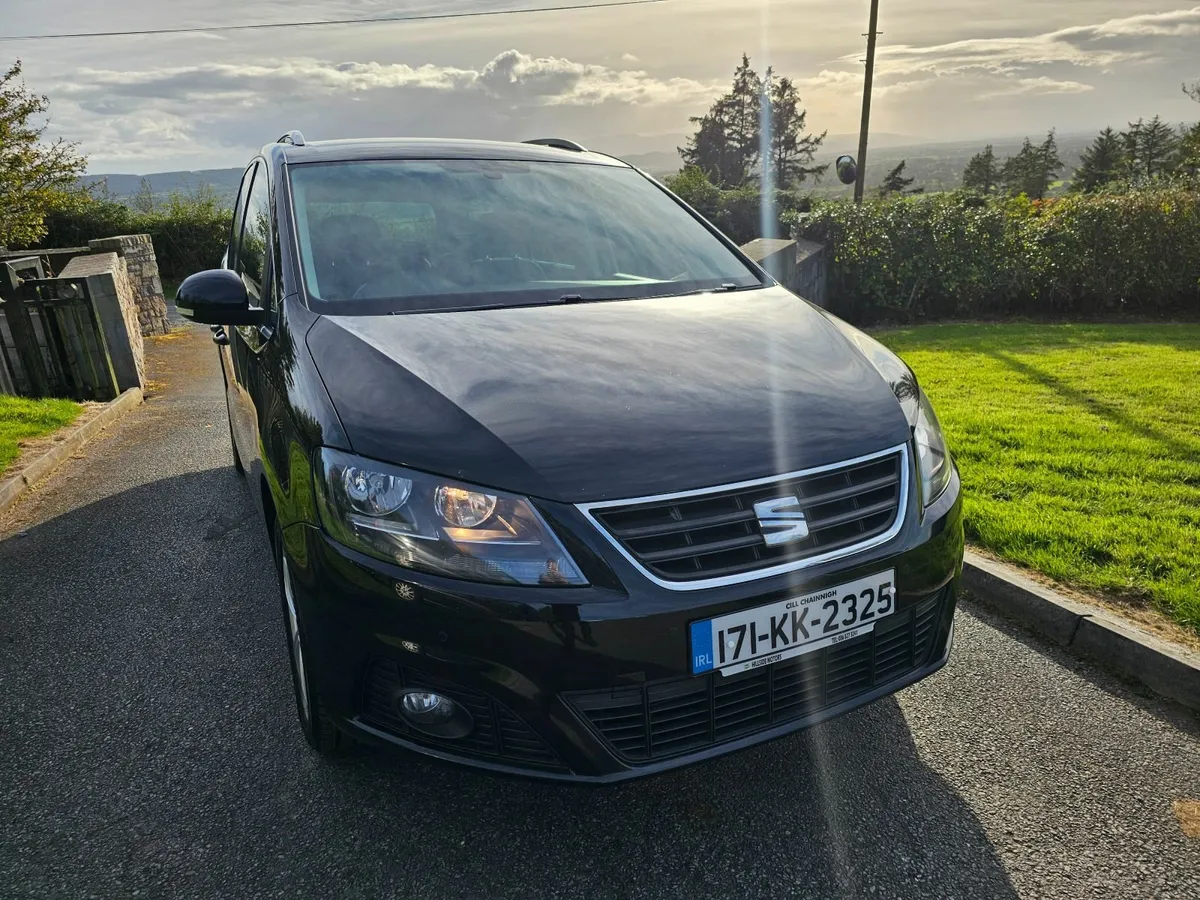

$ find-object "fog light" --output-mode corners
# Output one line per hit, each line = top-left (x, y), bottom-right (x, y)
(402, 691), (451, 718)
(398, 690), (473, 739)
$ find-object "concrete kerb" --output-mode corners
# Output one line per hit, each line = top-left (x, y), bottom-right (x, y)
(963, 550), (1200, 713)
(0, 388), (143, 516)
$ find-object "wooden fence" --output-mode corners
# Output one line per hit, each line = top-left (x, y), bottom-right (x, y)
(0, 258), (120, 401)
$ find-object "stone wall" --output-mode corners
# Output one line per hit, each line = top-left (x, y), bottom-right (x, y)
(740, 237), (828, 308)
(792, 238), (828, 310)
(60, 253), (146, 393)
(87, 234), (169, 336)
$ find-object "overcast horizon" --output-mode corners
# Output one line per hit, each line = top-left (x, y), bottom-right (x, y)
(6, 0), (1200, 174)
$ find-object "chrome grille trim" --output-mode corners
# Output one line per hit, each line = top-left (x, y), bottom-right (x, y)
(577, 443), (911, 591)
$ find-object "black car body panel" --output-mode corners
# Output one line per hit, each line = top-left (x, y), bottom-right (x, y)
(307, 288), (911, 503)
(283, 467), (962, 781)
(191, 136), (964, 782)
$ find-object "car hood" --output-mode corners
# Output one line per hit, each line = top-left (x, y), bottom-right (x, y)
(306, 287), (911, 504)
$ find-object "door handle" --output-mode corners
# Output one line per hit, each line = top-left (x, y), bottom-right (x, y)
(212, 327), (230, 346)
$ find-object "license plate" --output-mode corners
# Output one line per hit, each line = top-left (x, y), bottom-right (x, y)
(690, 570), (896, 677)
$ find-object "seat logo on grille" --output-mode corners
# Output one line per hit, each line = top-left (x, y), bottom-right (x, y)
(753, 496), (810, 546)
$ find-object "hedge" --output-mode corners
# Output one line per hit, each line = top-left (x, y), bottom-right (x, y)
(36, 193), (232, 281)
(790, 187), (1200, 324)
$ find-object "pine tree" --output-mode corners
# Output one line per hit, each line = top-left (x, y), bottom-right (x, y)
(722, 54), (763, 186)
(879, 160), (917, 195)
(679, 108), (740, 187)
(766, 75), (827, 187)
(1037, 129), (1064, 192)
(1000, 131), (1062, 199)
(962, 145), (999, 193)
(1072, 128), (1125, 192)
(680, 55), (775, 187)
(1122, 116), (1179, 179)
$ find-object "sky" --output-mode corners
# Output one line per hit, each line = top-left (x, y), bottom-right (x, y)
(4, 0), (1199, 173)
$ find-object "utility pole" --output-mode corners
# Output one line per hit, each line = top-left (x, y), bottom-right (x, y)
(854, 0), (881, 204)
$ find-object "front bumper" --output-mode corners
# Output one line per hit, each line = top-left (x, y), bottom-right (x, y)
(282, 469), (963, 782)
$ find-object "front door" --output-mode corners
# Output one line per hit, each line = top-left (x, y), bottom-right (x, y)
(226, 160), (276, 478)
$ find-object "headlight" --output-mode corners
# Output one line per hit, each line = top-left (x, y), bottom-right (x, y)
(911, 389), (951, 506)
(314, 448), (587, 586)
(820, 313), (952, 507)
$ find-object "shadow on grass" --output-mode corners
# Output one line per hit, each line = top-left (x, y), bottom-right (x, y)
(984, 349), (1199, 459)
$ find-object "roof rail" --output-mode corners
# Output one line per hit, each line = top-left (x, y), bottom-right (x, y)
(277, 130), (306, 147)
(523, 137), (587, 152)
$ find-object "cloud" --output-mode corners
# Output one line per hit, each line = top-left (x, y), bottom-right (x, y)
(797, 70), (861, 90)
(47, 49), (722, 167)
(60, 50), (718, 109)
(978, 77), (1094, 100)
(858, 5), (1200, 79)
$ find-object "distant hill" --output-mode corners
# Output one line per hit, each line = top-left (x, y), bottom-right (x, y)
(87, 131), (1097, 207)
(86, 169), (244, 207)
(618, 150), (683, 177)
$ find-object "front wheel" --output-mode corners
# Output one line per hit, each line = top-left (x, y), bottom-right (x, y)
(274, 521), (353, 756)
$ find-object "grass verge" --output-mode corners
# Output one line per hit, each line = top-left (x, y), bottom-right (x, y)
(0, 396), (84, 478)
(877, 323), (1200, 636)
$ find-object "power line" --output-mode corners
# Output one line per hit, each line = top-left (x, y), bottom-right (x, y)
(0, 0), (667, 42)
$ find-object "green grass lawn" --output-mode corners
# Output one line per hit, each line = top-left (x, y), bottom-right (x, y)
(877, 323), (1200, 634)
(0, 396), (83, 478)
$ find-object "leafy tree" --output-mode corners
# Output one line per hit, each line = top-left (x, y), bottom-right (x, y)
(663, 165), (721, 218)
(0, 59), (88, 247)
(1177, 120), (1200, 174)
(879, 160), (918, 195)
(1185, 81), (1200, 103)
(962, 145), (999, 194)
(765, 75), (827, 188)
(1000, 131), (1062, 199)
(131, 177), (156, 214)
(1122, 116), (1178, 179)
(1072, 127), (1126, 192)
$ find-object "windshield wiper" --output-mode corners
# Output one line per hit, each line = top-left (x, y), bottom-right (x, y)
(554, 283), (762, 305)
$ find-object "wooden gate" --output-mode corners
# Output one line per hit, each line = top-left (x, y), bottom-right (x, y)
(0, 259), (120, 400)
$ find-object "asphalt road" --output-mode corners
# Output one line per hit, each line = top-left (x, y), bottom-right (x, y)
(2, 327), (1198, 900)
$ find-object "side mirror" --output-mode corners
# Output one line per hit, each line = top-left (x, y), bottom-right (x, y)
(835, 155), (858, 186)
(175, 269), (269, 326)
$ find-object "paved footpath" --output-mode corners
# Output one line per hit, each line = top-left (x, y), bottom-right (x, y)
(2, 326), (1198, 900)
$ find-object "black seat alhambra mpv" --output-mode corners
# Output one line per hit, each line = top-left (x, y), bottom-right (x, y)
(176, 132), (963, 782)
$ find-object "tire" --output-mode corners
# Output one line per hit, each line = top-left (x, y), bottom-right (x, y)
(273, 520), (353, 756)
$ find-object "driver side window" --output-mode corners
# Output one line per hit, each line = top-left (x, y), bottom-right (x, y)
(237, 165), (272, 307)
(226, 163), (256, 270)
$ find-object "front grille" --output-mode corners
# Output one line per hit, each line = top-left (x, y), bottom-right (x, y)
(566, 591), (944, 763)
(362, 659), (565, 772)
(586, 448), (906, 583)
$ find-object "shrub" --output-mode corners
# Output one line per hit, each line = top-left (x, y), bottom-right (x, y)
(790, 186), (1200, 324)
(35, 187), (232, 280)
(665, 166), (810, 245)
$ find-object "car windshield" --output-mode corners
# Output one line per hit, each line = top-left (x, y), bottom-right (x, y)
(287, 158), (763, 313)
